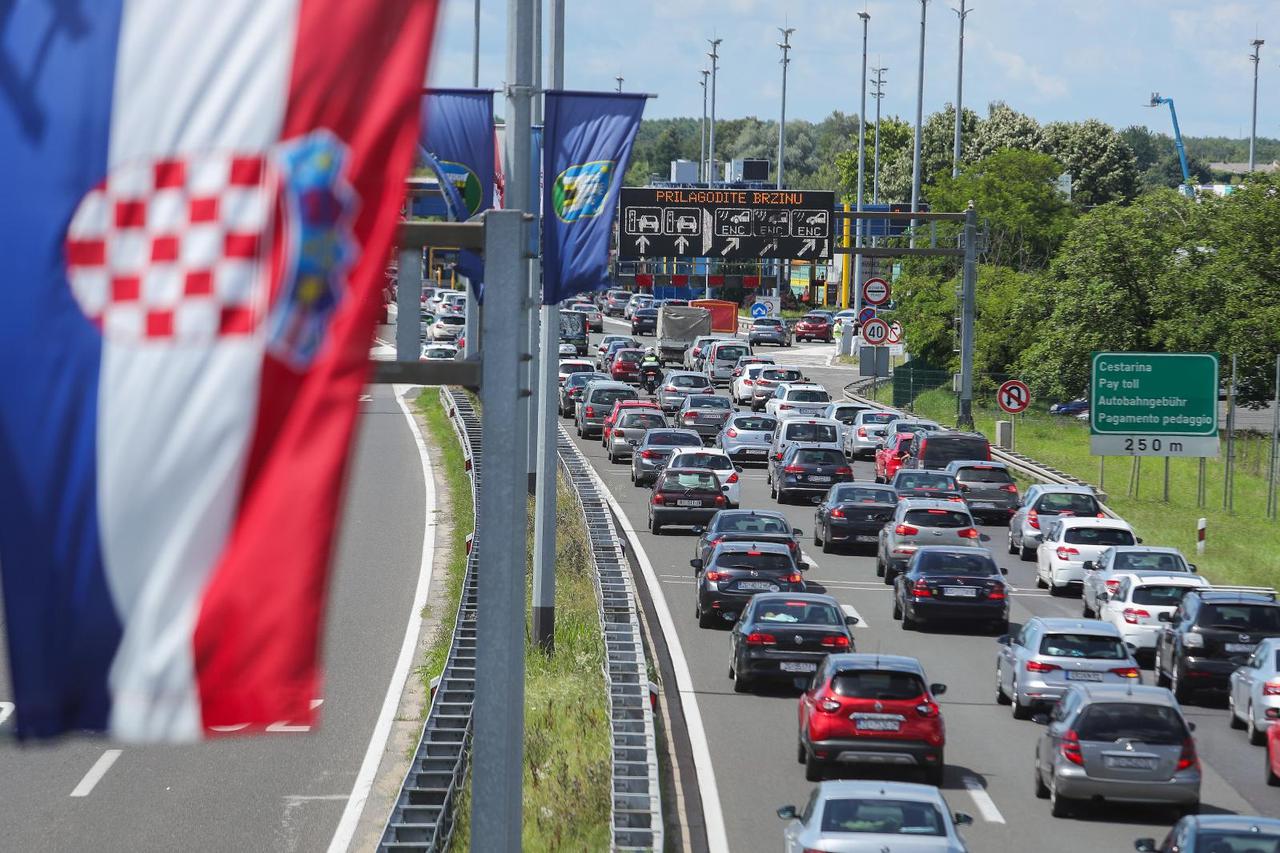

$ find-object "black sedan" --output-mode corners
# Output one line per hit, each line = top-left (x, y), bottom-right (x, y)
(648, 467), (728, 534)
(813, 483), (898, 554)
(729, 593), (856, 692)
(769, 446), (853, 504)
(892, 546), (1009, 633)
(889, 469), (966, 503)
(692, 541), (806, 628)
(631, 306), (658, 336)
(692, 509), (802, 567)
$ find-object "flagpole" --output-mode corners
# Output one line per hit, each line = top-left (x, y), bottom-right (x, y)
(527, 0), (543, 491)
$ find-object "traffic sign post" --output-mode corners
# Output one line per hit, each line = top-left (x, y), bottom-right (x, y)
(861, 277), (890, 306)
(860, 317), (890, 346)
(1089, 352), (1220, 457)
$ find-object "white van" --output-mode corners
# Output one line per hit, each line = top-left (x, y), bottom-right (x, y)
(705, 340), (753, 384)
(769, 417), (843, 464)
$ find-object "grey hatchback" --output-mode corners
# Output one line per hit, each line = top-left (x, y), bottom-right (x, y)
(747, 316), (791, 347)
(629, 428), (703, 486)
(945, 460), (1019, 524)
(676, 394), (734, 442)
(656, 371), (714, 412)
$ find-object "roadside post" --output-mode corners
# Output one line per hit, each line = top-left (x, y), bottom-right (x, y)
(1197, 518), (1207, 555)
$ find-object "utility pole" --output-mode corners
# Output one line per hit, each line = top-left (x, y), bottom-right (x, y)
(951, 0), (971, 177)
(464, 0), (483, 356)
(699, 69), (709, 182)
(707, 38), (722, 184)
(871, 66), (886, 205)
(843, 11), (869, 355)
(1249, 39), (1264, 173)
(616, 74), (624, 93)
(472, 0), (481, 86)
(957, 201), (977, 428)
(526, 0), (542, 491)
(909, 0), (928, 248)
(776, 27), (794, 299)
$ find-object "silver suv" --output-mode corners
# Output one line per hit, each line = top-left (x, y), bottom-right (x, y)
(1008, 484), (1105, 561)
(877, 499), (983, 585)
(995, 617), (1142, 719)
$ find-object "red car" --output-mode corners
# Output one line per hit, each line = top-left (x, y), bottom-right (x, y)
(609, 348), (644, 383)
(794, 312), (833, 343)
(875, 431), (917, 484)
(601, 398), (661, 446)
(1268, 717), (1280, 786)
(798, 653), (947, 784)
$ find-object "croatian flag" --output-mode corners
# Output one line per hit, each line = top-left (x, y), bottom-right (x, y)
(0, 0), (438, 740)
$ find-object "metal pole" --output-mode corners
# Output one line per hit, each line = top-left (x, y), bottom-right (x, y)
(951, 0), (970, 177)
(615, 75), (623, 92)
(396, 248), (422, 361)
(1198, 457), (1206, 508)
(1163, 456), (1170, 502)
(526, 0), (543, 491)
(1250, 40), (1264, 173)
(471, 208), (529, 853)
(464, 278), (479, 357)
(472, 0), (482, 87)
(708, 38), (721, 184)
(1099, 456), (1104, 494)
(776, 28), (793, 299)
(909, 0), (928, 249)
(871, 67), (885, 206)
(957, 201), (977, 427)
(1225, 354), (1237, 513)
(699, 70), (709, 182)
(1269, 354), (1279, 519)
(532, 0), (564, 652)
(842, 11), (869, 358)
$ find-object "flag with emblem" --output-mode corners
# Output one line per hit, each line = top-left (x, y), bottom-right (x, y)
(541, 91), (646, 305)
(0, 0), (439, 741)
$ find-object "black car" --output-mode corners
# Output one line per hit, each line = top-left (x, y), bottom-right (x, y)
(693, 509), (802, 567)
(648, 467), (727, 534)
(769, 446), (853, 504)
(692, 541), (807, 628)
(1155, 588), (1280, 702)
(631, 306), (658, 336)
(729, 593), (856, 692)
(889, 469), (966, 503)
(813, 483), (898, 554)
(892, 547), (1009, 633)
(559, 371), (609, 417)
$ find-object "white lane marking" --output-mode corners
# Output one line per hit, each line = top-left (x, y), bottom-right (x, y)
(70, 749), (122, 798)
(327, 385), (439, 853)
(286, 794), (351, 801)
(0, 702), (13, 727)
(963, 776), (1006, 824)
(800, 550), (820, 571)
(266, 698), (325, 733)
(841, 603), (870, 629)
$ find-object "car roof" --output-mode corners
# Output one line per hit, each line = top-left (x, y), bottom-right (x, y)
(898, 498), (970, 511)
(1105, 545), (1183, 556)
(1055, 516), (1132, 529)
(644, 429), (701, 440)
(945, 459), (1009, 471)
(585, 380), (632, 390)
(781, 382), (827, 391)
(1071, 684), (1177, 706)
(1030, 617), (1124, 635)
(1029, 483), (1096, 496)
(749, 591), (840, 606)
(1188, 815), (1280, 832)
(730, 411), (775, 421)
(671, 447), (730, 457)
(813, 780), (945, 804)
(711, 540), (793, 553)
(712, 508), (787, 521)
(826, 653), (926, 675)
(665, 370), (706, 378)
(912, 545), (995, 559)
(1187, 589), (1279, 604)
(1120, 573), (1208, 586)
(783, 417), (841, 428)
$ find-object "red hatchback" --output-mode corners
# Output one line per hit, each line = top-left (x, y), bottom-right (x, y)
(610, 348), (644, 382)
(794, 312), (833, 343)
(798, 653), (947, 784)
(875, 431), (917, 484)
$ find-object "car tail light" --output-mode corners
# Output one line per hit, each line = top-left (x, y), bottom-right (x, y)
(743, 379), (754, 385)
(784, 463), (809, 474)
(745, 632), (776, 646)
(774, 452), (784, 460)
(1002, 484), (1018, 493)
(1105, 579), (1122, 594)
(1026, 660), (1060, 673)
(821, 635), (850, 649)
(817, 697), (843, 714)
(958, 527), (979, 539)
(640, 449), (655, 459)
(705, 570), (729, 582)
(1056, 546), (1080, 560)
(715, 495), (727, 505)
(915, 701), (940, 718)
(911, 579), (932, 597)
(1176, 737), (1198, 771)
(785, 573), (803, 584)
(1028, 509), (1040, 529)
(779, 404), (793, 411)
(1263, 681), (1280, 696)
(830, 508), (846, 519)
(1110, 667), (1141, 679)
(988, 585), (1007, 601)
(651, 494), (665, 505)
(664, 385), (677, 392)
(835, 466), (853, 476)
(1122, 608), (1150, 624)
(585, 405), (595, 417)
(683, 412), (697, 420)
(726, 428), (739, 438)
(857, 427), (868, 437)
(1062, 730), (1084, 766)
(726, 472), (739, 484)
(895, 524), (919, 536)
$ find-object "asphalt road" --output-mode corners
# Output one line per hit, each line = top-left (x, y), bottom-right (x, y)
(583, 318), (1275, 853)
(0, 381), (427, 852)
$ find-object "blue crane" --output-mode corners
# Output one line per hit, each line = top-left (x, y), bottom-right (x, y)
(1148, 92), (1195, 197)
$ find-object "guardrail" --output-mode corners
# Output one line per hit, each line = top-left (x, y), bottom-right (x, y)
(556, 424), (664, 851)
(379, 387), (479, 853)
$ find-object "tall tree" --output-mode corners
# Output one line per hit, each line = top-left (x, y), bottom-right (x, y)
(969, 101), (1044, 160)
(1042, 119), (1139, 207)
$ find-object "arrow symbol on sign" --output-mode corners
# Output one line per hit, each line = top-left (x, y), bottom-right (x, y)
(799, 238), (816, 256)
(674, 234), (689, 253)
(759, 239), (778, 256)
(636, 235), (650, 254)
(720, 237), (740, 256)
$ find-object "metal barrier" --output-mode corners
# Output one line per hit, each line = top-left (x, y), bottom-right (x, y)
(379, 387), (480, 852)
(555, 423), (664, 851)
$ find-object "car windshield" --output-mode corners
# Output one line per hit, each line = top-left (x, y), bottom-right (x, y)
(862, 412), (896, 424)
(921, 437), (989, 464)
(1039, 633), (1127, 659)
(1114, 552), (1188, 573)
(832, 670), (926, 700)
(1132, 585), (1199, 606)
(715, 514), (790, 534)
(646, 431), (701, 447)
(671, 453), (733, 471)
(715, 345), (749, 362)
(762, 369), (802, 382)
(591, 389), (637, 406)
(620, 413), (666, 429)
(1200, 604), (1280, 632)
(672, 375), (709, 388)
(785, 423), (839, 442)
(712, 551), (795, 572)
(832, 486), (896, 503)
(689, 396), (732, 409)
(1073, 702), (1187, 744)
(956, 466), (1014, 484)
(903, 509), (972, 528)
(752, 600), (842, 625)
(915, 551), (999, 576)
(895, 473), (957, 490)
(819, 798), (946, 837)
(1063, 527), (1135, 547)
(787, 389), (831, 402)
(794, 449), (844, 466)
(1194, 831), (1280, 852)
(658, 471), (719, 491)
(1038, 492), (1101, 514)
(732, 416), (777, 432)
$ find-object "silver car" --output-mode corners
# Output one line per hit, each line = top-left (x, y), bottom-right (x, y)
(574, 380), (637, 438)
(623, 293), (652, 320)
(685, 335), (734, 371)
(877, 499), (982, 585)
(778, 780), (972, 853)
(995, 617), (1142, 719)
(605, 409), (668, 463)
(629, 428), (703, 486)
(676, 394), (735, 443)
(844, 409), (897, 459)
(747, 316), (792, 347)
(1008, 484), (1106, 561)
(656, 371), (713, 412)
(717, 412), (778, 464)
(751, 366), (805, 410)
(821, 403), (869, 449)
(1032, 684), (1200, 818)
(1081, 546), (1196, 618)
(1228, 637), (1280, 745)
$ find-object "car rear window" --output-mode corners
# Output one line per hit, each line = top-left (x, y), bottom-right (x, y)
(787, 389), (831, 402)
(753, 318), (783, 328)
(894, 473), (957, 490)
(828, 407), (863, 424)
(831, 486), (896, 503)
(620, 412), (666, 429)
(1199, 604), (1280, 632)
(1193, 831), (1280, 851)
(689, 395), (732, 409)
(955, 466), (1014, 484)
(903, 509), (971, 528)
(672, 375), (710, 388)
(1063, 527), (1135, 547)
(732, 415), (777, 432)
(671, 452), (733, 471)
(794, 449), (844, 466)
(560, 362), (594, 374)
(1037, 492), (1101, 514)
(831, 670), (926, 700)
(615, 350), (642, 363)
(566, 373), (605, 388)
(785, 423), (839, 443)
(861, 412), (896, 424)
(590, 388), (638, 406)
(658, 471), (718, 491)
(801, 313), (829, 322)
(711, 551), (795, 573)
(715, 514), (791, 534)
(1132, 585), (1200, 607)
(753, 600), (842, 625)
(1113, 552), (1188, 573)
(1073, 702), (1187, 744)
(646, 431), (701, 446)
(1039, 633), (1127, 659)
(915, 551), (999, 576)
(438, 315), (465, 325)
(819, 799), (945, 836)
(635, 308), (658, 317)
(762, 369), (803, 382)
(715, 345), (749, 362)
(920, 436), (989, 465)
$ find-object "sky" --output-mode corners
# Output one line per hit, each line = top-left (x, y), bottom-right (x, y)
(427, 0), (1276, 139)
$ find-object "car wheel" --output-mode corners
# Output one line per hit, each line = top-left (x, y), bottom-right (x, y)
(996, 666), (1011, 705)
(1048, 581), (1063, 597)
(892, 596), (902, 620)
(876, 555), (885, 577)
(1155, 652), (1171, 688)
(777, 489), (789, 505)
(697, 604), (716, 629)
(992, 619), (1010, 635)
(1049, 781), (1073, 818)
(650, 519), (662, 535)
(733, 664), (751, 694)
(607, 448), (616, 464)
(1081, 596), (1094, 618)
(821, 535), (834, 555)
(1230, 694), (1246, 729)
(797, 740), (806, 765)
(1172, 664), (1190, 703)
(1033, 759), (1050, 798)
(1249, 705), (1266, 746)
(1011, 679), (1031, 720)
(1020, 544), (1036, 561)
(901, 605), (917, 631)
(803, 747), (825, 782)
(1036, 573), (1048, 589)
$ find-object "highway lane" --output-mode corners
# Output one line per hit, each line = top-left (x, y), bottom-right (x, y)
(0, 382), (429, 852)
(588, 321), (1271, 852)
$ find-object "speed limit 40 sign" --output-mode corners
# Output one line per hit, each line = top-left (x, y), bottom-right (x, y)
(860, 318), (890, 345)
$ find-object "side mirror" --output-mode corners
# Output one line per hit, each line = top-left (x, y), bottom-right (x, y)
(1189, 564), (1198, 573)
(792, 529), (804, 537)
(1083, 560), (1097, 571)
(846, 615), (860, 627)
(1157, 612), (1172, 623)
(979, 533), (991, 542)
(952, 812), (974, 827)
(734, 465), (744, 473)
(1097, 592), (1109, 603)
(1125, 641), (1137, 654)
(1000, 567), (1009, 575)
(1137, 537), (1144, 544)
(692, 525), (706, 535)
(1134, 839), (1157, 853)
(776, 805), (798, 821)
(1188, 721), (1196, 732)
(996, 634), (1012, 646)
(930, 682), (947, 696)
(1030, 713), (1050, 725)
(721, 485), (730, 492)
(690, 558), (704, 572)
(799, 561), (811, 572)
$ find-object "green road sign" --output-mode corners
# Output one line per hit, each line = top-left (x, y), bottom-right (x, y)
(1090, 352), (1219, 457)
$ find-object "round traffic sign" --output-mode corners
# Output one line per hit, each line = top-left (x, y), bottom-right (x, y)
(887, 321), (903, 344)
(750, 301), (769, 318)
(861, 318), (890, 345)
(857, 306), (877, 324)
(997, 379), (1031, 414)
(861, 277), (890, 306)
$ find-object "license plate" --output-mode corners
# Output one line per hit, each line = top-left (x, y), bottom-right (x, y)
(853, 717), (901, 732)
(944, 587), (978, 598)
(1104, 755), (1157, 770)
(676, 499), (703, 507)
(856, 535), (878, 543)
(780, 662), (817, 673)
(1066, 671), (1104, 681)
(809, 475), (831, 483)
(970, 501), (994, 509)
(745, 448), (767, 455)
(737, 581), (777, 591)
(1227, 643), (1256, 653)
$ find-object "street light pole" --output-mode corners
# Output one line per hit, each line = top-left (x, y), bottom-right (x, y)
(707, 37), (722, 300)
(951, 0), (971, 177)
(699, 69), (709, 182)
(909, 0), (928, 248)
(616, 74), (624, 92)
(776, 27), (794, 299)
(843, 11), (869, 355)
(871, 66), (886, 206)
(1249, 39), (1264, 173)
(472, 0), (481, 86)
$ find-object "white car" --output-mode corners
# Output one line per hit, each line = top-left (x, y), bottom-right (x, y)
(1097, 573), (1209, 655)
(778, 780), (972, 853)
(1229, 637), (1280, 745)
(557, 358), (596, 385)
(733, 364), (770, 404)
(1035, 517), (1138, 595)
(844, 409), (898, 458)
(821, 402), (869, 447)
(765, 383), (832, 419)
(419, 343), (458, 360)
(430, 314), (466, 341)
(666, 447), (741, 507)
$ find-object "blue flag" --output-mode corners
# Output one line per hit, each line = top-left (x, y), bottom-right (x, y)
(542, 91), (646, 305)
